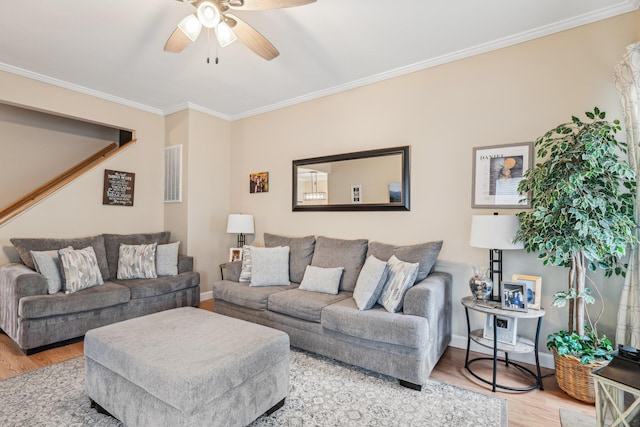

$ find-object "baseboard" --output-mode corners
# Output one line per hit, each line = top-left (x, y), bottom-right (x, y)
(450, 333), (555, 370)
(200, 291), (213, 301)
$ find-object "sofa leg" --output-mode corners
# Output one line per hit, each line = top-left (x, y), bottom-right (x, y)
(90, 399), (114, 418)
(399, 380), (422, 391)
(265, 398), (285, 416)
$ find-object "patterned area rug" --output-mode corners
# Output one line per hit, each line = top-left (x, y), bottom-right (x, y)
(0, 348), (507, 426)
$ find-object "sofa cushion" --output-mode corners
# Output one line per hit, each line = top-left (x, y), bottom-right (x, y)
(299, 265), (344, 295)
(353, 255), (389, 310)
(30, 249), (65, 294)
(322, 298), (429, 348)
(117, 243), (158, 280)
(264, 233), (316, 284)
(268, 288), (350, 323)
(102, 232), (170, 280)
(378, 255), (419, 313)
(18, 281), (130, 319)
(11, 235), (109, 280)
(250, 246), (290, 287)
(311, 236), (368, 292)
(213, 281), (297, 311)
(112, 271), (200, 299)
(156, 242), (180, 276)
(58, 246), (105, 293)
(367, 240), (443, 282)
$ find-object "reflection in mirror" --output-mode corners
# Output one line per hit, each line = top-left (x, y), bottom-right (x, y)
(293, 146), (410, 211)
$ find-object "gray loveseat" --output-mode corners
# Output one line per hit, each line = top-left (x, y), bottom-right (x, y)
(0, 232), (200, 353)
(213, 234), (451, 390)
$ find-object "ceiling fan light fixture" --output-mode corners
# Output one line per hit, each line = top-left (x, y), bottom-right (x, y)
(215, 21), (237, 47)
(178, 14), (202, 41)
(197, 1), (221, 28)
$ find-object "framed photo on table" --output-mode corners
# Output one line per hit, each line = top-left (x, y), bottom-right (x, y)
(472, 142), (533, 208)
(228, 247), (243, 262)
(483, 314), (518, 345)
(502, 282), (528, 312)
(512, 274), (542, 310)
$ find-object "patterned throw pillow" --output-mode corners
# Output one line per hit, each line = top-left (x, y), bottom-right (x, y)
(58, 246), (104, 293)
(117, 243), (158, 280)
(353, 255), (389, 310)
(378, 255), (419, 313)
(156, 242), (180, 276)
(31, 249), (67, 294)
(239, 245), (252, 282)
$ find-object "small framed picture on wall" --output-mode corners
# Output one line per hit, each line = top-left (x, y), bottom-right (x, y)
(250, 172), (269, 193)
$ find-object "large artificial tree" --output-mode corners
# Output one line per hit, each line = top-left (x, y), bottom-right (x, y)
(516, 108), (636, 353)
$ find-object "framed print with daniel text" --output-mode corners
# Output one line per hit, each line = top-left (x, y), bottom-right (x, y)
(472, 142), (533, 208)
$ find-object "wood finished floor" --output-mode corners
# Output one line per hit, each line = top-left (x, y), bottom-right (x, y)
(0, 300), (596, 426)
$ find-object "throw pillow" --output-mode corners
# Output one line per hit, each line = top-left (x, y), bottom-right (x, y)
(31, 249), (67, 294)
(378, 255), (419, 313)
(299, 265), (344, 295)
(156, 241), (180, 276)
(239, 245), (252, 283)
(353, 255), (389, 310)
(58, 246), (104, 293)
(250, 246), (290, 287)
(367, 240), (443, 282)
(264, 233), (316, 283)
(117, 243), (158, 280)
(310, 236), (368, 292)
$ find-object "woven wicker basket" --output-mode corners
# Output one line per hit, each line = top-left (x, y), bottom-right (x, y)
(552, 347), (608, 404)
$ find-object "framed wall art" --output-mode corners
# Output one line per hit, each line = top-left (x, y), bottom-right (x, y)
(472, 142), (533, 208)
(250, 172), (269, 193)
(512, 274), (542, 310)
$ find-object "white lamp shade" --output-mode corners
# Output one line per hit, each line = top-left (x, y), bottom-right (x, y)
(197, 1), (221, 28)
(227, 214), (255, 234)
(469, 215), (524, 250)
(178, 14), (202, 41)
(215, 21), (237, 47)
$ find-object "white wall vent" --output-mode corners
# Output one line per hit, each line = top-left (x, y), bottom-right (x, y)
(164, 145), (182, 203)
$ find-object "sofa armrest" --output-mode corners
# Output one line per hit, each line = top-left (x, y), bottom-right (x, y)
(403, 271), (452, 323)
(225, 261), (242, 282)
(0, 263), (49, 338)
(177, 255), (194, 274)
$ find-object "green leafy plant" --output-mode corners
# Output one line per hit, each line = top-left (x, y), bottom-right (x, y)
(516, 107), (637, 363)
(546, 327), (614, 365)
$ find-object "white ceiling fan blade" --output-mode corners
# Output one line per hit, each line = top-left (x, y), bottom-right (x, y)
(228, 0), (316, 11)
(226, 14), (279, 60)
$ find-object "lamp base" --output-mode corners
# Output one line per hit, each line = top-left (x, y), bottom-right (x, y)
(489, 249), (503, 303)
(237, 234), (245, 248)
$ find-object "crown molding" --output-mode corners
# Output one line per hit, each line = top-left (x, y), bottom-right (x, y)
(163, 102), (231, 121)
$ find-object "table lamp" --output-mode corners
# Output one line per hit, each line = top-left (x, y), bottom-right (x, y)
(227, 214), (254, 247)
(469, 213), (523, 302)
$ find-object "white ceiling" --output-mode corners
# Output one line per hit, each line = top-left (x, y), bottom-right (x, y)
(0, 0), (638, 120)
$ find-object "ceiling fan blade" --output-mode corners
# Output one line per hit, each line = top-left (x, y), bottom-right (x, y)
(226, 14), (279, 60)
(164, 27), (195, 52)
(228, 0), (316, 11)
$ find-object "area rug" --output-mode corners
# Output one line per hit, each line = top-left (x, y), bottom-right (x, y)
(0, 349), (507, 426)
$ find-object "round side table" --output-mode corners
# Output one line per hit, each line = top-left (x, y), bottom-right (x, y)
(461, 296), (546, 392)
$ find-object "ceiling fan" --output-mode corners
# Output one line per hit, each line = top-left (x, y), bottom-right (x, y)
(164, 0), (316, 61)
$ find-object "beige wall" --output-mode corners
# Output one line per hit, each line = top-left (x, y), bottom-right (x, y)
(228, 11), (640, 362)
(0, 70), (166, 265)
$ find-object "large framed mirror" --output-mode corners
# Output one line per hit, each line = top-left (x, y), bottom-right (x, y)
(292, 146), (410, 211)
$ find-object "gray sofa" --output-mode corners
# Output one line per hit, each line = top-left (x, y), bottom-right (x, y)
(0, 232), (200, 353)
(213, 234), (451, 390)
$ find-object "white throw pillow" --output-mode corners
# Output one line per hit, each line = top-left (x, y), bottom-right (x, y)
(117, 243), (158, 280)
(299, 265), (344, 295)
(156, 242), (180, 276)
(31, 248), (67, 294)
(250, 246), (290, 287)
(378, 255), (419, 313)
(353, 255), (389, 310)
(58, 246), (104, 293)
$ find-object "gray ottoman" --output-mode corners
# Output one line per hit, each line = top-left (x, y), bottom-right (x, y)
(84, 307), (289, 427)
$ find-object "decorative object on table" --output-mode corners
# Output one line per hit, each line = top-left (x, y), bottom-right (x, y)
(511, 274), (542, 310)
(227, 214), (255, 247)
(472, 142), (533, 208)
(469, 213), (524, 302)
(250, 172), (269, 193)
(469, 266), (493, 301)
(515, 107), (636, 403)
(483, 314), (518, 345)
(103, 169), (135, 206)
(229, 247), (242, 263)
(501, 282), (528, 312)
